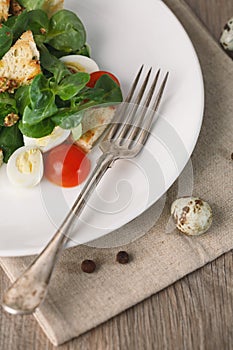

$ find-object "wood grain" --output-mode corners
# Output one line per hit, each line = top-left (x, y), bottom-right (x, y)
(1, 1), (233, 349)
(1, 251), (233, 350)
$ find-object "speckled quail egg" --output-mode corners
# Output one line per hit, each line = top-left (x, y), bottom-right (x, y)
(23, 126), (70, 153)
(7, 146), (43, 187)
(60, 55), (99, 73)
(220, 17), (233, 52)
(171, 197), (212, 236)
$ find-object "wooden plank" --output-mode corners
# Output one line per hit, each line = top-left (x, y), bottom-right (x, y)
(1, 252), (233, 349)
(1, 1), (233, 349)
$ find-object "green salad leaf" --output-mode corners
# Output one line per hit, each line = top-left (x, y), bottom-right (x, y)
(19, 118), (55, 138)
(0, 93), (18, 126)
(27, 9), (49, 46)
(22, 74), (57, 125)
(0, 123), (23, 162)
(45, 10), (86, 53)
(0, 92), (17, 108)
(0, 5), (123, 159)
(87, 74), (123, 103)
(5, 11), (29, 40)
(19, 72), (122, 136)
(55, 72), (90, 100)
(39, 44), (71, 83)
(4, 8), (86, 58)
(51, 107), (84, 129)
(0, 25), (13, 58)
(15, 86), (30, 115)
(17, 0), (45, 11)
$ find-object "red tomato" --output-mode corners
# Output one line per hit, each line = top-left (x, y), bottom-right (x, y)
(44, 144), (91, 188)
(86, 71), (120, 88)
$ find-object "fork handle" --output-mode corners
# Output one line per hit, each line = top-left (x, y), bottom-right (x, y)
(2, 153), (115, 315)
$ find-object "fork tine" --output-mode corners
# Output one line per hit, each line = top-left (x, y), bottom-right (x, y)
(144, 69), (161, 108)
(127, 69), (161, 142)
(106, 65), (145, 140)
(102, 68), (168, 149)
(112, 67), (152, 141)
(130, 67), (152, 107)
(135, 71), (169, 146)
(124, 64), (144, 103)
(151, 71), (169, 113)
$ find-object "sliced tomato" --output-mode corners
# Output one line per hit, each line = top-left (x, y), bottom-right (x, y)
(86, 70), (120, 88)
(44, 144), (90, 188)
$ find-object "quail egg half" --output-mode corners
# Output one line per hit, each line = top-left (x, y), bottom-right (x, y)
(7, 146), (43, 187)
(23, 126), (70, 153)
(171, 197), (213, 236)
(60, 55), (99, 73)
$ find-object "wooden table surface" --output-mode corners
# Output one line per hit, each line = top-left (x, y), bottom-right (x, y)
(1, 1), (233, 349)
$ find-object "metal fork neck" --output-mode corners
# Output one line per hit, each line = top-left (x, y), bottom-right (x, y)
(2, 152), (116, 315)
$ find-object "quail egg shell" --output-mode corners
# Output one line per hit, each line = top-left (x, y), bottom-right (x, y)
(7, 146), (43, 187)
(171, 197), (213, 236)
(23, 127), (70, 153)
(60, 55), (99, 73)
(220, 17), (233, 51)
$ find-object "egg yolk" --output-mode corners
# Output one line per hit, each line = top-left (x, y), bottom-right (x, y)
(16, 148), (41, 174)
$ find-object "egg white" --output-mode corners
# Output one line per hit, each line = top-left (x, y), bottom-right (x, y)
(60, 55), (99, 73)
(23, 127), (70, 153)
(7, 146), (43, 187)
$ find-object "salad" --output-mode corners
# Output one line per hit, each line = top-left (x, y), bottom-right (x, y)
(0, 0), (123, 187)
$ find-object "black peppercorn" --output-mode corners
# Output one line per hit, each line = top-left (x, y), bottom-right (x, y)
(81, 259), (96, 273)
(116, 251), (129, 264)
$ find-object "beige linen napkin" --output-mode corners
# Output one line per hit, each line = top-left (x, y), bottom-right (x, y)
(1, 0), (233, 345)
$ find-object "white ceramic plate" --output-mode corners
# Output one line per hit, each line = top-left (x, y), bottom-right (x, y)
(0, 0), (204, 256)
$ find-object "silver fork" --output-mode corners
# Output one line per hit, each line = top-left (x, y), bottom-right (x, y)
(2, 65), (169, 315)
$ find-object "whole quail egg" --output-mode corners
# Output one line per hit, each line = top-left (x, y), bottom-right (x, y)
(171, 197), (213, 236)
(220, 17), (233, 52)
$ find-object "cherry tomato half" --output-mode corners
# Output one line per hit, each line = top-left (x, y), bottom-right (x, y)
(86, 71), (120, 88)
(44, 144), (91, 188)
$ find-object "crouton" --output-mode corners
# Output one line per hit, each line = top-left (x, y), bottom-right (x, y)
(0, 0), (10, 22)
(0, 30), (41, 92)
(75, 106), (116, 153)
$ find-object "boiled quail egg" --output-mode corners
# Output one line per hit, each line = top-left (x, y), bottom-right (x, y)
(7, 146), (43, 187)
(60, 55), (99, 73)
(171, 196), (213, 236)
(23, 126), (70, 153)
(220, 17), (233, 51)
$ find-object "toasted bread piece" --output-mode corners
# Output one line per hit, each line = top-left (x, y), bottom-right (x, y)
(74, 106), (116, 153)
(42, 0), (64, 17)
(0, 30), (41, 92)
(0, 0), (10, 21)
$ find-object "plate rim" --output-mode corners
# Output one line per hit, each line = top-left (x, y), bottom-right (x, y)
(0, 0), (204, 256)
